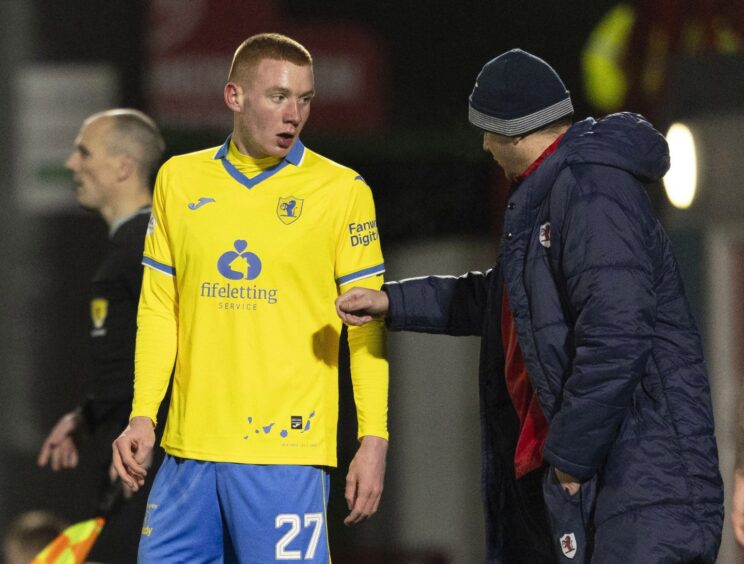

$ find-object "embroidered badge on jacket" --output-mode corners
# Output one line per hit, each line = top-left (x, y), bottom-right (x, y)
(539, 221), (552, 248)
(559, 532), (577, 559)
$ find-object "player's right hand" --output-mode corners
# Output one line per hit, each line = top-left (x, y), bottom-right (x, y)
(38, 410), (84, 471)
(335, 288), (389, 326)
(112, 416), (156, 491)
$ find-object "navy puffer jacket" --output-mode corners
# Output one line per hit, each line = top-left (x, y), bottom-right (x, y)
(385, 114), (723, 563)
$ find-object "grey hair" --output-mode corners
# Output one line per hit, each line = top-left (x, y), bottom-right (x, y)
(86, 108), (165, 185)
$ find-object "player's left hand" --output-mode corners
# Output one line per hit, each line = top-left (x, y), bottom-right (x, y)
(732, 470), (744, 547)
(344, 435), (388, 525)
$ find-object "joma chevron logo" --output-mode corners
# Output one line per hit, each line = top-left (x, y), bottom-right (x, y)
(188, 197), (216, 210)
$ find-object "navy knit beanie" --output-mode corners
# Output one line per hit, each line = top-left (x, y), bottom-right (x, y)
(469, 49), (573, 136)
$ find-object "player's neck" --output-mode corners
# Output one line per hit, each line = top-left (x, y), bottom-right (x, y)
(101, 189), (152, 227)
(228, 136), (280, 167)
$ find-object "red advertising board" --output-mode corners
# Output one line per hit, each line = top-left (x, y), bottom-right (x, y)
(146, 0), (387, 133)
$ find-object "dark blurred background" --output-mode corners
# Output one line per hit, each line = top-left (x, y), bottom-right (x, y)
(3, 1), (744, 562)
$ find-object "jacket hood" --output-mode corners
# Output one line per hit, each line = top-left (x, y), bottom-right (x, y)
(560, 112), (670, 183)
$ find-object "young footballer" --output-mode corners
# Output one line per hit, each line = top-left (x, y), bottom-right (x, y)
(112, 33), (388, 562)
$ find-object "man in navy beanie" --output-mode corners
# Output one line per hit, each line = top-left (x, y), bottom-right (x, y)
(335, 49), (724, 563)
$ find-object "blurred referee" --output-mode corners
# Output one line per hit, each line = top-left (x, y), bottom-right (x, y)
(37, 109), (166, 563)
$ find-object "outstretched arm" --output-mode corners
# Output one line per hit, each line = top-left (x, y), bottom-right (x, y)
(336, 270), (496, 336)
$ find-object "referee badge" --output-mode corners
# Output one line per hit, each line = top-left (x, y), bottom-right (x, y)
(277, 196), (304, 225)
(90, 298), (108, 337)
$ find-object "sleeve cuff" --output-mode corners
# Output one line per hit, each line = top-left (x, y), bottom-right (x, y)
(129, 410), (158, 428)
(542, 446), (597, 481)
(382, 282), (405, 331)
(357, 429), (389, 442)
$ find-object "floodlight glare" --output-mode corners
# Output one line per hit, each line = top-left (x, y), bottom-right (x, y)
(663, 123), (698, 209)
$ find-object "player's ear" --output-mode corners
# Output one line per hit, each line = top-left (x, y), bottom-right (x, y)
(224, 82), (243, 113)
(117, 154), (137, 182)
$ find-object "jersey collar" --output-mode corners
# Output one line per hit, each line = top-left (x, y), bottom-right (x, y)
(213, 134), (305, 189)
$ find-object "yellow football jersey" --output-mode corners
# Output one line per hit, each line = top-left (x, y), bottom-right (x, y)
(131, 137), (388, 466)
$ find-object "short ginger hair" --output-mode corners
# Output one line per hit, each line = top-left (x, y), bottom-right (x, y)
(227, 33), (312, 83)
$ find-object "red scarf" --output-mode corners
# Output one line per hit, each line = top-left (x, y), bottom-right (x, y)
(501, 133), (563, 478)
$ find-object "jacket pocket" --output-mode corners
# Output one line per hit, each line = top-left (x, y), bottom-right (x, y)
(542, 466), (597, 562)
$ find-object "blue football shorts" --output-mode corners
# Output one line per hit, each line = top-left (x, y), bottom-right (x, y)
(138, 455), (331, 563)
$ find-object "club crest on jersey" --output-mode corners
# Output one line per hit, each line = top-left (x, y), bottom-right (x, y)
(277, 196), (304, 225)
(90, 298), (108, 337)
(559, 532), (577, 559)
(539, 221), (552, 248)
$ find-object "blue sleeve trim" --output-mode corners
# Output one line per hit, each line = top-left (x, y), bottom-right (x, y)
(336, 263), (385, 286)
(142, 256), (175, 277)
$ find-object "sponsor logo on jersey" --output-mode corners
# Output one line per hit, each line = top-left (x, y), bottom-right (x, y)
(90, 298), (108, 337)
(539, 222), (552, 248)
(559, 532), (577, 559)
(243, 412), (316, 441)
(217, 239), (262, 281)
(277, 196), (304, 224)
(188, 197), (216, 210)
(348, 219), (379, 247)
(200, 239), (278, 307)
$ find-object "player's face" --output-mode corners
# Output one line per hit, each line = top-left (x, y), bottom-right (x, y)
(482, 131), (523, 182)
(65, 117), (120, 211)
(230, 58), (314, 159)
